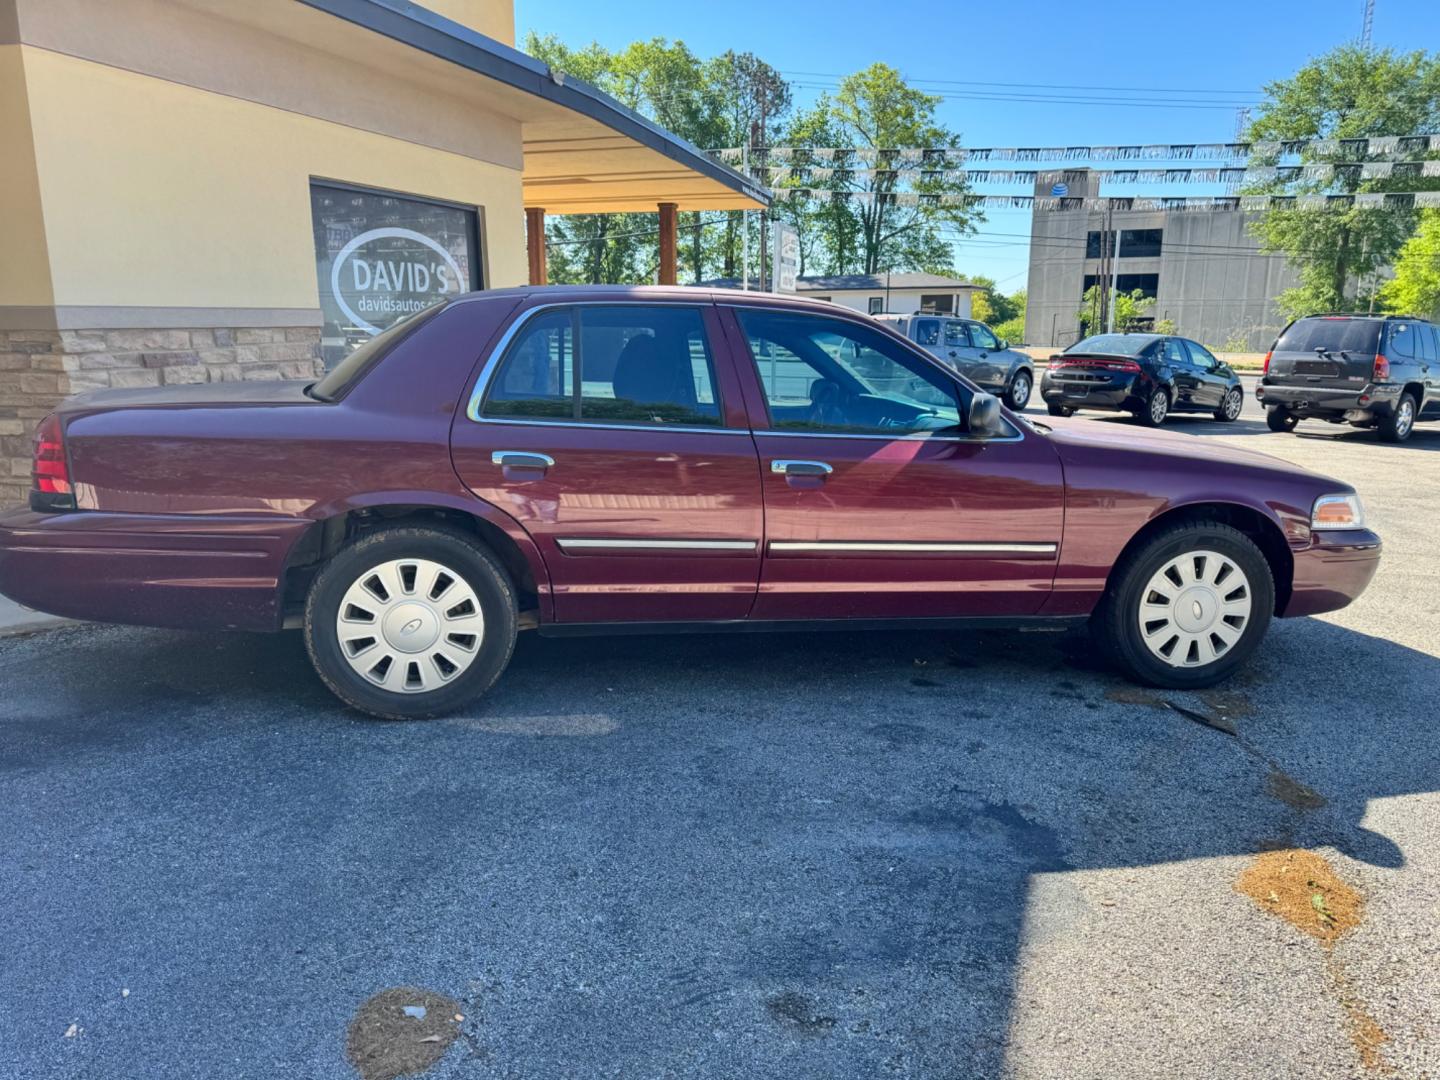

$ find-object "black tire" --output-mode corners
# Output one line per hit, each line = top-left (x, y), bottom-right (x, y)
(304, 526), (518, 720)
(1003, 369), (1033, 411)
(1134, 386), (1170, 427)
(1047, 403), (1075, 417)
(1091, 520), (1274, 690)
(1213, 386), (1244, 422)
(1377, 393), (1417, 443)
(1265, 406), (1299, 433)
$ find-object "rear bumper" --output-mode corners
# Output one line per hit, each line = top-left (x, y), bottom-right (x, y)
(1280, 529), (1382, 618)
(0, 508), (313, 632)
(1257, 380), (1400, 418)
(1040, 372), (1143, 411)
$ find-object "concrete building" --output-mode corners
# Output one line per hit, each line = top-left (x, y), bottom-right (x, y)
(0, 0), (765, 506)
(1024, 169), (1298, 352)
(696, 273), (980, 318)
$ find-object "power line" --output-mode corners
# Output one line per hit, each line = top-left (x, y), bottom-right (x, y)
(776, 70), (1263, 96)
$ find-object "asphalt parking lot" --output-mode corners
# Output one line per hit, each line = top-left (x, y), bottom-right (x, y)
(3, 382), (1438, 1080)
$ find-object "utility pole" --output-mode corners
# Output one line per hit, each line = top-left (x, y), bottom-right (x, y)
(740, 138), (749, 290)
(1106, 202), (1122, 333)
(753, 113), (768, 291)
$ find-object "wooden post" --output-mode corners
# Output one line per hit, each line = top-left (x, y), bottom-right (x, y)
(657, 202), (678, 285)
(524, 206), (547, 286)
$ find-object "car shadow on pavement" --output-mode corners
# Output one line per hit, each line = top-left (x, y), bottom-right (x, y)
(0, 614), (1436, 1077)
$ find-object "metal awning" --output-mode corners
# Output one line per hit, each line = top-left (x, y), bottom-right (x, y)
(300, 0), (770, 214)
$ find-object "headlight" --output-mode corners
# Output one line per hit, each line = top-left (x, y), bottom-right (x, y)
(1312, 493), (1366, 530)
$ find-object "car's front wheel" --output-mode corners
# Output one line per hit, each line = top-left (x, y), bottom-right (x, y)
(304, 526), (517, 719)
(1092, 520), (1273, 689)
(1003, 370), (1033, 411)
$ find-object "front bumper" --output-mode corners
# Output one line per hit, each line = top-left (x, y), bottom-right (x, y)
(1281, 528), (1382, 618)
(1257, 380), (1400, 418)
(0, 508), (313, 632)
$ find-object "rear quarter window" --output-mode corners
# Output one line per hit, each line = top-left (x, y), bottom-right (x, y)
(1274, 319), (1380, 355)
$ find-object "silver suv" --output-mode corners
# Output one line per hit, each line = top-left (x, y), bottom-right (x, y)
(873, 314), (1034, 410)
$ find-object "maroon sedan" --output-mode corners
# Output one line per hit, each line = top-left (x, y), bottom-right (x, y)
(0, 287), (1380, 719)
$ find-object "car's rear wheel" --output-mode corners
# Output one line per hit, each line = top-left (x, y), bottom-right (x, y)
(304, 526), (517, 720)
(1265, 406), (1299, 433)
(1135, 386), (1169, 427)
(1004, 370), (1033, 411)
(1046, 403), (1074, 417)
(1377, 393), (1417, 443)
(1214, 386), (1244, 422)
(1092, 520), (1273, 690)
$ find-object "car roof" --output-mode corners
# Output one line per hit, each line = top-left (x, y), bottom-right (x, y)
(447, 283), (863, 318)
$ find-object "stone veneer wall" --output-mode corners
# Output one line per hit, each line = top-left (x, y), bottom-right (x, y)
(0, 327), (324, 508)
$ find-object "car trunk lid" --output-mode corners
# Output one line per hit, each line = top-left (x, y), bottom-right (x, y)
(54, 379), (317, 418)
(1266, 318), (1380, 388)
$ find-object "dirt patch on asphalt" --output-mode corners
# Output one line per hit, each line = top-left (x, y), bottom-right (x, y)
(1198, 689), (1257, 720)
(1236, 849), (1361, 946)
(1103, 685), (1164, 707)
(765, 991), (836, 1037)
(346, 987), (464, 1080)
(1237, 850), (1390, 1070)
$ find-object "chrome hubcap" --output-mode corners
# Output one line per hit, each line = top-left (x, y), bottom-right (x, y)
(336, 558), (484, 694)
(1011, 374), (1031, 407)
(1397, 402), (1414, 435)
(1225, 389), (1242, 418)
(1137, 550), (1252, 668)
(1151, 392), (1168, 422)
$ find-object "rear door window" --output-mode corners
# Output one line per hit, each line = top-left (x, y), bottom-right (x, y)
(481, 305), (722, 426)
(944, 321), (969, 347)
(1387, 322), (1417, 359)
(912, 319), (941, 347)
(1161, 339), (1188, 366)
(1275, 318), (1381, 355)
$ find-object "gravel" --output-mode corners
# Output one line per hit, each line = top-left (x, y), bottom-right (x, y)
(1, 386), (1437, 1079)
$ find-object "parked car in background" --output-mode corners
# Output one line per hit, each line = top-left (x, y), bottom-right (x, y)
(1257, 314), (1439, 443)
(874, 313), (1035, 410)
(1, 287), (1379, 719)
(1041, 333), (1244, 426)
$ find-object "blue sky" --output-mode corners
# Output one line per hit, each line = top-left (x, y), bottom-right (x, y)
(515, 0), (1432, 290)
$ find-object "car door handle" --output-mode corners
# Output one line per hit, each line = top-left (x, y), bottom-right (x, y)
(771, 459), (833, 477)
(491, 451), (554, 476)
(948, 350), (958, 359)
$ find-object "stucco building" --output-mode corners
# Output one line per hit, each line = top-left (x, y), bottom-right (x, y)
(0, 0), (766, 506)
(1024, 169), (1299, 352)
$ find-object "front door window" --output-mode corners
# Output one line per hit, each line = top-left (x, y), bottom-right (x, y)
(735, 308), (963, 435)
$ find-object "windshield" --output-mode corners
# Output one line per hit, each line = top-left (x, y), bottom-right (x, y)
(1274, 318), (1381, 355)
(309, 301), (448, 401)
(1067, 334), (1156, 356)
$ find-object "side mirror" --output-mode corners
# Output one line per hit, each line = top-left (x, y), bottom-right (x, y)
(998, 339), (1009, 351)
(968, 392), (1006, 438)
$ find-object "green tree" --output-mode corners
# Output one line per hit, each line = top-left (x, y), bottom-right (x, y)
(1380, 210), (1440, 316)
(1078, 287), (1154, 332)
(783, 64), (979, 276)
(970, 279), (1023, 326)
(1242, 45), (1440, 318)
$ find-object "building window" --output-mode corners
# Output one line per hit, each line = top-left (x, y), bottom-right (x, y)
(1120, 228), (1163, 258)
(919, 293), (954, 314)
(311, 180), (481, 369)
(1085, 228), (1163, 260)
(868, 296), (884, 314)
(1083, 273), (1159, 299)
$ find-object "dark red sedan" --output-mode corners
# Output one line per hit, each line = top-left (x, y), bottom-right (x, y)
(0, 287), (1380, 718)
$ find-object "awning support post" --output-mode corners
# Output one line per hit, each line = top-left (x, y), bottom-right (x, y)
(658, 202), (678, 286)
(525, 206), (547, 286)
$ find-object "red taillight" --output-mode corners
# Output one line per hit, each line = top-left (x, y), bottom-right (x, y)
(1050, 357), (1141, 373)
(1373, 354), (1390, 381)
(32, 414), (72, 496)
(1262, 351), (1272, 374)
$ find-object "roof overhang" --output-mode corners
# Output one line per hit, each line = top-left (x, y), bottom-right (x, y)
(299, 0), (770, 214)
